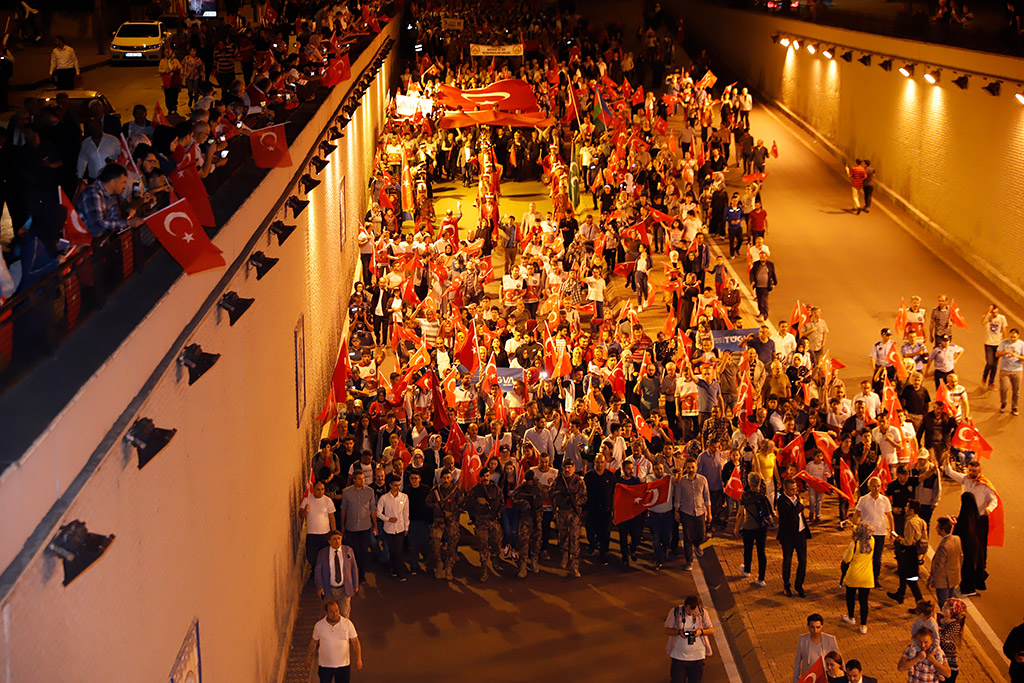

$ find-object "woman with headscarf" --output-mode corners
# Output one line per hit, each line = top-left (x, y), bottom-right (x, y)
(938, 597), (967, 682)
(841, 522), (875, 634)
(953, 491), (982, 596)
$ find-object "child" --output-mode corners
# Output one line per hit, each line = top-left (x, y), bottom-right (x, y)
(806, 449), (832, 523)
(910, 600), (940, 642)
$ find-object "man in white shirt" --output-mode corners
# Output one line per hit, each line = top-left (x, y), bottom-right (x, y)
(76, 119), (121, 181)
(524, 417), (555, 459)
(853, 477), (894, 587)
(520, 201), (541, 235)
(307, 601), (362, 682)
(376, 474), (410, 580)
(852, 380), (882, 420)
(313, 530), (360, 617)
(49, 35), (79, 90)
(773, 321), (797, 365)
(301, 480), (338, 570)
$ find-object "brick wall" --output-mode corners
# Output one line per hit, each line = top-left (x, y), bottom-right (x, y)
(0, 30), (396, 683)
(680, 2), (1024, 303)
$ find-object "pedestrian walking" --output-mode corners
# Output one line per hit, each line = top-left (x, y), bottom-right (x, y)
(467, 471), (504, 582)
(735, 472), (772, 587)
(862, 160), (875, 210)
(513, 470), (543, 577)
(981, 305), (1008, 389)
(49, 35), (79, 90)
(551, 459), (587, 577)
(428, 469), (464, 581)
(846, 159), (866, 214)
(301, 480), (338, 570)
(376, 474), (410, 581)
(158, 44), (183, 115)
(792, 613), (840, 683)
(996, 327), (1024, 415)
(777, 478), (810, 598)
(928, 516), (962, 605)
(664, 595), (715, 683)
(896, 627), (951, 681)
(307, 601), (362, 683)
(887, 500), (927, 604)
(749, 251), (777, 320)
(853, 476), (894, 587)
(674, 458), (711, 571)
(1004, 617), (1024, 682)
(944, 460), (998, 592)
(841, 523), (875, 634)
(313, 530), (360, 617)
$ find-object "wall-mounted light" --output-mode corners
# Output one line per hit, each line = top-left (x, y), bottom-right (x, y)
(806, 43), (817, 54)
(840, 50), (853, 62)
(337, 114), (351, 127)
(821, 46), (834, 59)
(269, 220), (296, 245)
(300, 174), (321, 195)
(983, 80), (1001, 96)
(879, 58), (893, 71)
(286, 196), (309, 218)
(1016, 89), (1024, 104)
(329, 125), (344, 141)
(924, 69), (941, 84)
(218, 292), (254, 325)
(46, 521), (115, 586)
(771, 33), (781, 44)
(858, 54), (871, 66)
(248, 251), (278, 280)
(898, 63), (915, 78)
(953, 74), (969, 89)
(792, 39), (801, 50)
(124, 417), (177, 468)
(178, 343), (220, 385)
(319, 141), (337, 156)
(310, 155), (329, 174)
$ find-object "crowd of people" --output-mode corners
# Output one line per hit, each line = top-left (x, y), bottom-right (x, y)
(288, 1), (1018, 682)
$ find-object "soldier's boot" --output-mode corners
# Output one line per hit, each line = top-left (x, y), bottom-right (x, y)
(434, 562), (445, 580)
(559, 551), (568, 569)
(530, 557), (540, 574)
(445, 567), (454, 581)
(517, 561), (528, 579)
(480, 566), (490, 582)
(571, 561), (581, 579)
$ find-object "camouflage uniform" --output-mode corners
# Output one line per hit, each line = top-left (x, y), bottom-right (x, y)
(550, 471), (588, 577)
(428, 481), (464, 580)
(512, 479), (544, 577)
(468, 480), (504, 581)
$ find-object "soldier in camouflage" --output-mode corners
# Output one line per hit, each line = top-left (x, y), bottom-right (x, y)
(427, 469), (464, 581)
(513, 469), (544, 578)
(550, 459), (588, 578)
(468, 473), (505, 582)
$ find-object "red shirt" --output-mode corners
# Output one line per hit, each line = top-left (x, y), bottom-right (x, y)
(848, 166), (867, 188)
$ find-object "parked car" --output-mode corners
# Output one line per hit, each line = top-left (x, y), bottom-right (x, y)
(37, 90), (116, 121)
(110, 21), (166, 62)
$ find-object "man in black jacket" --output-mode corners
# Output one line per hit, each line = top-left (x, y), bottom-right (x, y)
(776, 478), (811, 597)
(749, 250), (778, 319)
(584, 454), (616, 563)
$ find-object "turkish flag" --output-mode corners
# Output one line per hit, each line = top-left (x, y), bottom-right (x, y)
(460, 445), (482, 491)
(143, 199), (225, 275)
(796, 656), (825, 683)
(116, 133), (140, 176)
(493, 390), (508, 425)
(331, 340), (351, 402)
(401, 276), (420, 306)
(796, 470), (832, 495)
(153, 102), (171, 127)
(456, 322), (480, 374)
(249, 124), (293, 168)
(316, 387), (337, 423)
(446, 420), (468, 461)
(614, 261), (636, 278)
(378, 185), (395, 211)
(552, 349), (572, 379)
(725, 466), (745, 501)
(654, 116), (668, 136)
(481, 353), (499, 393)
(741, 172), (769, 183)
(432, 371), (453, 427)
(813, 431), (838, 459)
(401, 151), (415, 212)
(935, 382), (956, 416)
(613, 476), (671, 525)
(950, 299), (971, 331)
(770, 140), (779, 159)
(631, 405), (653, 441)
(436, 79), (541, 112)
(403, 342), (431, 381)
(869, 457), (893, 490)
(789, 299), (809, 334)
(895, 297), (907, 336)
(837, 459), (857, 504)
(780, 436), (807, 471)
(322, 53), (351, 87)
(631, 85), (645, 106)
(391, 323), (422, 352)
(395, 440), (412, 467)
(951, 418), (993, 459)
(886, 343), (908, 380)
(169, 162), (216, 227)
(610, 359), (627, 396)
(58, 187), (92, 246)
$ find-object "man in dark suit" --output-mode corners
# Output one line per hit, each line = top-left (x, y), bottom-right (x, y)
(749, 250), (777, 320)
(844, 658), (877, 683)
(776, 478), (810, 597)
(314, 530), (360, 618)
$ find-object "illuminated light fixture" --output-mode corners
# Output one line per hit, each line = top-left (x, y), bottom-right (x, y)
(248, 251), (278, 280)
(858, 54), (871, 66)
(46, 521), (115, 586)
(178, 343), (220, 385)
(806, 43), (816, 54)
(898, 63), (915, 78)
(269, 220), (296, 245)
(218, 291), (254, 325)
(771, 33), (781, 44)
(792, 39), (800, 50)
(1016, 90), (1024, 104)
(310, 155), (329, 174)
(300, 174), (321, 195)
(952, 74), (969, 89)
(124, 417), (177, 468)
(983, 80), (1001, 96)
(879, 58), (893, 71)
(821, 46), (834, 59)
(780, 37), (790, 47)
(286, 196), (309, 218)
(840, 50), (853, 62)
(924, 69), (940, 84)
(319, 140), (337, 155)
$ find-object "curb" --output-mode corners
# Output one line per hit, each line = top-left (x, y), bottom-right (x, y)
(11, 57), (111, 92)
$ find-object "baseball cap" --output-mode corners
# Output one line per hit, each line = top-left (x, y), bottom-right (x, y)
(880, 328), (892, 335)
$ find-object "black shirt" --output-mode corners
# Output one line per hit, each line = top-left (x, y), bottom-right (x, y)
(584, 469), (617, 511)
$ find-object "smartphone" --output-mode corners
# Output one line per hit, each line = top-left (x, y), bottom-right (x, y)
(220, 150), (229, 158)
(132, 181), (141, 194)
(218, 134), (226, 142)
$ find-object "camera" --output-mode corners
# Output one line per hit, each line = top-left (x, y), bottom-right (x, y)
(683, 630), (697, 645)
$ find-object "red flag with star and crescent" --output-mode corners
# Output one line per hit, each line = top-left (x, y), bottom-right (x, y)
(169, 161), (216, 227)
(895, 297), (908, 337)
(630, 404), (653, 441)
(725, 465), (745, 501)
(143, 199), (225, 275)
(610, 358), (627, 396)
(951, 418), (993, 459)
(612, 476), (671, 525)
(780, 436), (807, 471)
(796, 656), (825, 683)
(950, 299), (970, 331)
(833, 459), (857, 504)
(456, 322), (480, 374)
(59, 187), (92, 246)
(153, 102), (171, 127)
(869, 457), (893, 490)
(249, 123), (293, 168)
(886, 342), (909, 380)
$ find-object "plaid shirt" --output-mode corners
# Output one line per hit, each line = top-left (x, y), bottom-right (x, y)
(902, 641), (947, 683)
(75, 181), (127, 236)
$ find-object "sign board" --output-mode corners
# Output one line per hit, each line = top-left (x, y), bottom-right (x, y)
(441, 17), (463, 30)
(395, 93), (434, 117)
(711, 328), (760, 352)
(470, 43), (524, 57)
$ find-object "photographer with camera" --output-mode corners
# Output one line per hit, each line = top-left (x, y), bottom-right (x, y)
(664, 595), (715, 682)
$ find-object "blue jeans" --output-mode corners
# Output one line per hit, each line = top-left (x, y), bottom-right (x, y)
(408, 520), (431, 569)
(373, 528), (390, 564)
(501, 507), (520, 548)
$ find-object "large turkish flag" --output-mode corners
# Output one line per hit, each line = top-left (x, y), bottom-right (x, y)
(170, 162), (216, 227)
(613, 477), (671, 525)
(143, 199), (225, 275)
(249, 124), (293, 168)
(436, 78), (540, 112)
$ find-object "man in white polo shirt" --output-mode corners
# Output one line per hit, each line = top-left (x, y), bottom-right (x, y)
(853, 477), (894, 589)
(307, 601), (362, 683)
